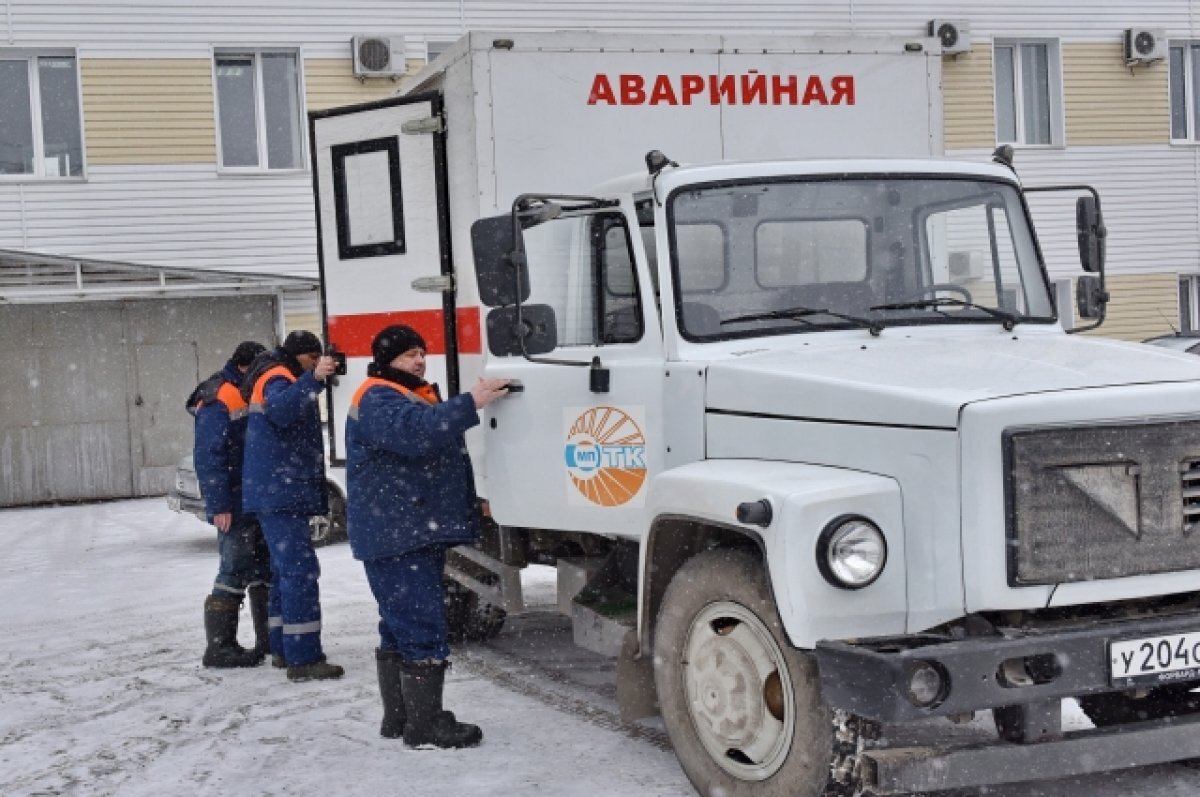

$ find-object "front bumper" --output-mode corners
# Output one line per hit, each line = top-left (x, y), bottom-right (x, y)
(816, 608), (1200, 723)
(817, 609), (1200, 794)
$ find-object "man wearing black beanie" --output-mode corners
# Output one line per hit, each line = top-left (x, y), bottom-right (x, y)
(345, 324), (509, 747)
(185, 340), (269, 668)
(242, 330), (344, 681)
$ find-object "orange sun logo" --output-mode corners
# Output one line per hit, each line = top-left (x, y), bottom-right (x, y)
(564, 406), (648, 507)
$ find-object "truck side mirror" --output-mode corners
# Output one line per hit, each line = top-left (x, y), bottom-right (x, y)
(471, 214), (531, 307)
(1076, 195), (1106, 273)
(486, 304), (558, 357)
(1076, 275), (1109, 319)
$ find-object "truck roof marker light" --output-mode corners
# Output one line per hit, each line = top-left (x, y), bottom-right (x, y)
(645, 150), (678, 176)
(992, 144), (1015, 171)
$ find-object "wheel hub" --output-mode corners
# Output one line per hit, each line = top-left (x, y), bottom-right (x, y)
(690, 634), (763, 746)
(682, 601), (795, 781)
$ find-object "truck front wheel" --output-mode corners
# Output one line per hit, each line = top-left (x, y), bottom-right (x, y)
(654, 550), (867, 797)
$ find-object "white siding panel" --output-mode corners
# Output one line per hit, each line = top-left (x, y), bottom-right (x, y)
(949, 146), (1200, 280)
(0, 166), (318, 277)
(8, 1), (1200, 58)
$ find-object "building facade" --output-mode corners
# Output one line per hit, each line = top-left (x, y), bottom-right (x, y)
(2, 0), (1200, 341)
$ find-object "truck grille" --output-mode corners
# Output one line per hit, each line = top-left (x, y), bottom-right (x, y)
(1005, 418), (1200, 586)
(1184, 458), (1200, 532)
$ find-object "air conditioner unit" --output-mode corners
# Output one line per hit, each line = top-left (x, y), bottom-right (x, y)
(928, 19), (971, 56)
(352, 35), (406, 77)
(948, 251), (984, 281)
(1124, 28), (1167, 64)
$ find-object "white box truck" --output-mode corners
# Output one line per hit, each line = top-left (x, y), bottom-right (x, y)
(310, 31), (1200, 797)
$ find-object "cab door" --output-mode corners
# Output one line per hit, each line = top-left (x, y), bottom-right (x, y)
(479, 202), (665, 535)
(310, 94), (458, 462)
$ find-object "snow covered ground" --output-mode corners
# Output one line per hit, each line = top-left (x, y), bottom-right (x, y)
(4, 499), (1200, 797)
(0, 499), (691, 797)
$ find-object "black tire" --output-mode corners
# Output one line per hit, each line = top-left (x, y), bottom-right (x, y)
(654, 550), (868, 797)
(310, 487), (347, 548)
(444, 579), (507, 643)
(1078, 684), (1200, 726)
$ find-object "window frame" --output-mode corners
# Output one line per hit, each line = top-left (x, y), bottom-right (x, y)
(211, 46), (308, 174)
(992, 38), (1065, 149)
(1181, 275), (1200, 331)
(0, 47), (87, 182)
(1169, 41), (1200, 143)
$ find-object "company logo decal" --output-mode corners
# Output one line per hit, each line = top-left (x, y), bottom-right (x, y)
(564, 406), (648, 507)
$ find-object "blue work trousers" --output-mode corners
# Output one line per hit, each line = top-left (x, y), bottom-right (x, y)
(211, 514), (271, 599)
(258, 512), (324, 666)
(363, 546), (449, 662)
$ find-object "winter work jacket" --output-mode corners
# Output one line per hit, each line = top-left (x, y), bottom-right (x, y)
(242, 350), (328, 517)
(186, 363), (250, 519)
(345, 376), (481, 561)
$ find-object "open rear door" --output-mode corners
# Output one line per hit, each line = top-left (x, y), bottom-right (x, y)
(309, 94), (457, 463)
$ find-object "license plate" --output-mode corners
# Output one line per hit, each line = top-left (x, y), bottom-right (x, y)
(1109, 631), (1200, 687)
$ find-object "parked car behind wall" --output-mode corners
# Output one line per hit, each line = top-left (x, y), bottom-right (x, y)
(167, 453), (347, 547)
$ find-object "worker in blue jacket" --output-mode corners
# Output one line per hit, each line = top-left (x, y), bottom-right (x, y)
(242, 330), (343, 681)
(346, 324), (510, 748)
(186, 340), (269, 668)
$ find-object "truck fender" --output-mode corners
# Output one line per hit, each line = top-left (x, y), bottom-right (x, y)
(639, 460), (907, 652)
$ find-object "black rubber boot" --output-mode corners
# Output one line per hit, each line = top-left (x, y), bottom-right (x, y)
(247, 584), (269, 662)
(376, 649), (406, 739)
(400, 660), (482, 749)
(287, 656), (344, 681)
(202, 596), (261, 668)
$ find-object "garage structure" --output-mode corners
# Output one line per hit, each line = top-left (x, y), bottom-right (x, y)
(0, 250), (318, 507)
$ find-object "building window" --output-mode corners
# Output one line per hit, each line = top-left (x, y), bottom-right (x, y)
(1169, 43), (1200, 141)
(994, 40), (1062, 146)
(214, 50), (304, 171)
(1182, 275), (1200, 331)
(0, 52), (84, 178)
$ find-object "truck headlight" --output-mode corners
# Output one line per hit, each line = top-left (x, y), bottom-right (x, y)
(817, 516), (887, 589)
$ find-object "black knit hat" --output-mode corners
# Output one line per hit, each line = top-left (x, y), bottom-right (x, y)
(282, 330), (323, 357)
(372, 324), (427, 366)
(230, 340), (266, 368)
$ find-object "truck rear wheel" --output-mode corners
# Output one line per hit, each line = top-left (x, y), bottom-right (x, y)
(654, 550), (867, 797)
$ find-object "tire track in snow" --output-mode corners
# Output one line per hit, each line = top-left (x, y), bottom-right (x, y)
(453, 648), (673, 752)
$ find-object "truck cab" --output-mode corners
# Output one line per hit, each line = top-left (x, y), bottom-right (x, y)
(469, 156), (1200, 795)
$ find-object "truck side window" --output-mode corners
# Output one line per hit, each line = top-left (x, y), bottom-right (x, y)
(925, 202), (1029, 313)
(519, 211), (643, 348)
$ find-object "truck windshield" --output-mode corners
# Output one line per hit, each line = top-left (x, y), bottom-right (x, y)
(667, 176), (1054, 341)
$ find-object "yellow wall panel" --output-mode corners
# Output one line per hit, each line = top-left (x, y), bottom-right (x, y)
(1063, 43), (1168, 146)
(81, 59), (216, 165)
(943, 48), (995, 150)
(1078, 272), (1178, 341)
(304, 58), (421, 111)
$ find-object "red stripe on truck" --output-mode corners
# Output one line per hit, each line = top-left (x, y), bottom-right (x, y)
(327, 308), (482, 357)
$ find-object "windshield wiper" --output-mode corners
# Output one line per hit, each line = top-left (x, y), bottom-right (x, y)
(869, 297), (1020, 331)
(721, 305), (883, 336)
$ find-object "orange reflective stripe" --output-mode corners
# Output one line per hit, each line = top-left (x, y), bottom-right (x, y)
(249, 365), (296, 408)
(216, 382), (247, 414)
(349, 377), (438, 409)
